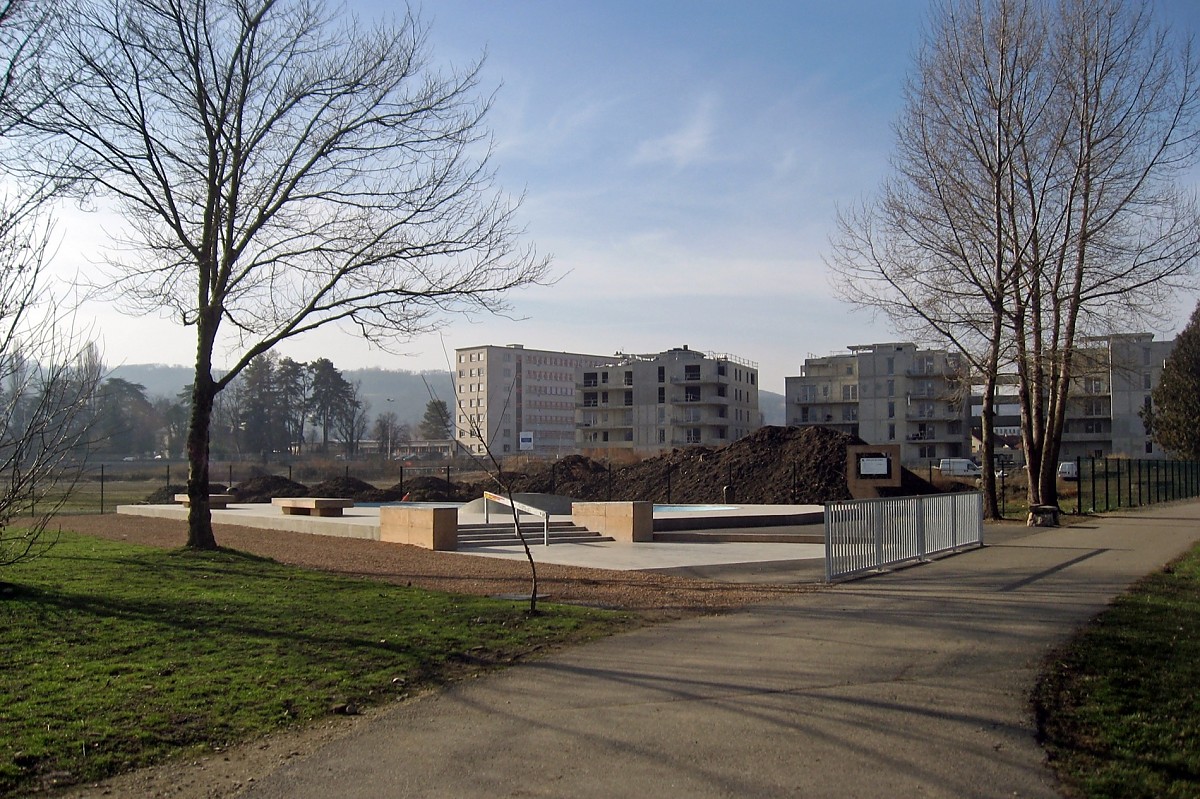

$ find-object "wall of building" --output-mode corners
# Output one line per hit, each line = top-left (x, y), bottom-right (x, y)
(576, 346), (761, 455)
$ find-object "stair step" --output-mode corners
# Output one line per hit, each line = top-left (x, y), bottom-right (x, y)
(456, 522), (614, 548)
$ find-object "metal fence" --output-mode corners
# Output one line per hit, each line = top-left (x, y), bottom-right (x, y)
(1071, 456), (1200, 515)
(824, 492), (984, 583)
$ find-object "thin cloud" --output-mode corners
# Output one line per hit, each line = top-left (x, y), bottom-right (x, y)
(631, 94), (718, 169)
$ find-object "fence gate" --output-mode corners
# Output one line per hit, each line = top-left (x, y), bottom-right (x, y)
(824, 492), (983, 583)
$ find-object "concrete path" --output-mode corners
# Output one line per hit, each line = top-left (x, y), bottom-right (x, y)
(241, 502), (1200, 799)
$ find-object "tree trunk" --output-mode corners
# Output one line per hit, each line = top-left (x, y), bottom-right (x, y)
(185, 320), (219, 550)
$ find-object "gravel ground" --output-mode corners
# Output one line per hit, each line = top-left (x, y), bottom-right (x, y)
(46, 513), (815, 799)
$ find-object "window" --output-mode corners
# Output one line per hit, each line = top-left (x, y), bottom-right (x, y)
(601, 371), (609, 384)
(583, 372), (598, 387)
(798, 384), (816, 402)
(685, 387), (700, 402)
(845, 364), (853, 376)
(919, 444), (936, 459)
(686, 428), (701, 444)
(841, 407), (857, 421)
(887, 401), (895, 419)
(685, 364), (701, 381)
(886, 380), (895, 397)
(887, 423), (895, 441)
(717, 384), (727, 397)
(842, 384), (858, 401)
(717, 362), (727, 376)
(657, 429), (665, 444)
(623, 391), (633, 406)
(886, 357), (894, 375)
(601, 391), (609, 405)
(1083, 399), (1104, 416)
(800, 407), (810, 423)
(583, 392), (598, 408)
(624, 371), (633, 386)
(1143, 373), (1152, 390)
(657, 366), (665, 383)
(658, 386), (665, 404)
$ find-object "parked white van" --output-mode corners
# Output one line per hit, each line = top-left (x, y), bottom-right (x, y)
(938, 458), (982, 477)
(1057, 461), (1079, 481)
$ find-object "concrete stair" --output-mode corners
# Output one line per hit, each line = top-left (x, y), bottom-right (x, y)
(456, 520), (614, 548)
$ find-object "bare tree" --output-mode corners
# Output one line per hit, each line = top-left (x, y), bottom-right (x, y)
(0, 0), (102, 568)
(27, 0), (550, 548)
(830, 0), (1200, 518)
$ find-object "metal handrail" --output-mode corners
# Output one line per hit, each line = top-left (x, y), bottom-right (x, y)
(482, 490), (551, 545)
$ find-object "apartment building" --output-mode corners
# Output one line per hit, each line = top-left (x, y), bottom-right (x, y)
(1059, 333), (1174, 460)
(454, 344), (611, 457)
(785, 343), (971, 463)
(576, 346), (762, 454)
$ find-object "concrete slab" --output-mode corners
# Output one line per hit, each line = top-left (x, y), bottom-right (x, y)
(116, 502), (826, 572)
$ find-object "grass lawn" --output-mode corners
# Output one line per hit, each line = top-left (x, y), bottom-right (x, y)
(1033, 542), (1200, 798)
(0, 531), (636, 797)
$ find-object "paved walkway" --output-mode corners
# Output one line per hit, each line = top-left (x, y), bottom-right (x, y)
(240, 502), (1200, 799)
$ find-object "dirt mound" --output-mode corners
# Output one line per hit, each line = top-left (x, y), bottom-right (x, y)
(309, 476), (404, 502)
(143, 484), (232, 504)
(231, 475), (310, 503)
(394, 476), (474, 502)
(142, 484), (188, 504)
(467, 426), (944, 504)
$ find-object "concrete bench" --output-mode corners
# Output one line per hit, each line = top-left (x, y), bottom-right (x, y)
(272, 497), (355, 517)
(174, 494), (235, 508)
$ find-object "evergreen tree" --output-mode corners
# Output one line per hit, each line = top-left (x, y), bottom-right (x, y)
(418, 399), (452, 440)
(1148, 303), (1200, 459)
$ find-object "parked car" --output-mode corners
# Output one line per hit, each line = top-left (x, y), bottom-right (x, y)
(937, 458), (982, 477)
(1057, 461), (1079, 481)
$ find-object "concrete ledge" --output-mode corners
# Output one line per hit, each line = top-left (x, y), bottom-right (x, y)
(571, 502), (653, 543)
(380, 506), (458, 550)
(272, 498), (355, 517)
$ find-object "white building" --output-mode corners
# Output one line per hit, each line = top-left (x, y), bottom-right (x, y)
(786, 343), (971, 464)
(453, 344), (611, 457)
(576, 346), (762, 454)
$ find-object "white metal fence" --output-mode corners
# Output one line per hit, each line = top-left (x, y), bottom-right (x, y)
(824, 492), (984, 583)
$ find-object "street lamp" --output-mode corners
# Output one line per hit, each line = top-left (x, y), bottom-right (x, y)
(386, 398), (394, 460)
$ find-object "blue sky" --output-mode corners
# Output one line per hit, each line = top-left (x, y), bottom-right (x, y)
(67, 0), (1200, 392)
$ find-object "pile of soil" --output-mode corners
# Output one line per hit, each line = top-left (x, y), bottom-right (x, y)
(142, 483), (230, 503)
(233, 475), (310, 503)
(394, 476), (473, 502)
(308, 476), (405, 502)
(483, 426), (933, 505)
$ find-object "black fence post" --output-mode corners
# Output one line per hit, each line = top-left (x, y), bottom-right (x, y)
(100, 464), (105, 515)
(1137, 459), (1143, 506)
(228, 463), (233, 487)
(665, 462), (671, 504)
(166, 464), (170, 488)
(606, 462), (612, 502)
(1104, 458), (1111, 512)
(1080, 453), (1089, 515)
(445, 465), (451, 486)
(398, 465), (404, 496)
(1089, 457), (1096, 513)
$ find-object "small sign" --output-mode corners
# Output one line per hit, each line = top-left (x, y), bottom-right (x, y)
(859, 456), (890, 477)
(518, 431), (534, 451)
